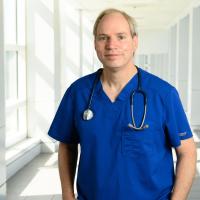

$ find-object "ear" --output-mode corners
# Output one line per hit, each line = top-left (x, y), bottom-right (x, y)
(133, 35), (138, 49)
(94, 39), (97, 50)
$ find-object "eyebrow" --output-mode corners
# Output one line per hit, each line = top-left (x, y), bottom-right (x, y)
(97, 32), (128, 36)
(117, 32), (127, 35)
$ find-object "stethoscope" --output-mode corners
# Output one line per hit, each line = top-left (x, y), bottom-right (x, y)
(83, 66), (149, 131)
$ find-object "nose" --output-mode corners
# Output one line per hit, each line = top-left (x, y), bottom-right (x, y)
(105, 37), (118, 49)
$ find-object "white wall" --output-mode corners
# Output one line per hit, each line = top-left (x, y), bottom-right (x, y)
(81, 11), (95, 76)
(178, 15), (190, 111)
(59, 0), (95, 99)
(0, 0), (6, 198)
(137, 29), (169, 54)
(136, 29), (169, 81)
(26, 0), (56, 152)
(168, 1), (200, 125)
(60, 0), (81, 93)
(168, 25), (177, 86)
(191, 5), (200, 126)
(26, 0), (94, 152)
(59, 2), (96, 91)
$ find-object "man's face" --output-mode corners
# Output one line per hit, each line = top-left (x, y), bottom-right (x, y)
(94, 12), (138, 70)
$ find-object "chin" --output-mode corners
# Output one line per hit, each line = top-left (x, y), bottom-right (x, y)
(103, 66), (123, 71)
(103, 61), (122, 68)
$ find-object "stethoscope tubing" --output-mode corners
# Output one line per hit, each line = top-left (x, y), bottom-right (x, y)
(83, 66), (149, 131)
(129, 89), (148, 130)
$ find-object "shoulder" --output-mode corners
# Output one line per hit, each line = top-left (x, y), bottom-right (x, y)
(66, 70), (99, 94)
(140, 68), (177, 96)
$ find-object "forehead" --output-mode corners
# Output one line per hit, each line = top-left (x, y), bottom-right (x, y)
(96, 12), (131, 35)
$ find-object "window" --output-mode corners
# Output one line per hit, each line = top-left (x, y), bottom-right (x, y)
(4, 0), (27, 147)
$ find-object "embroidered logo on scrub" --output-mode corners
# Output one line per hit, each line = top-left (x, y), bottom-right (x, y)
(179, 132), (187, 137)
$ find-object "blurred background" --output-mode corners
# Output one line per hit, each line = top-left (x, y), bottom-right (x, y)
(0, 0), (200, 199)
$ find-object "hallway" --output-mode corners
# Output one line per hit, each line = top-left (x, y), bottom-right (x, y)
(7, 149), (200, 200)
(7, 153), (62, 200)
(1, 0), (200, 199)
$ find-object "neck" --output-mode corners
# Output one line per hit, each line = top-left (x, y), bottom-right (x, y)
(101, 65), (137, 91)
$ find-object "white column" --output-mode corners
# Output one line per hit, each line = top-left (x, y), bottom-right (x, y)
(169, 25), (177, 86)
(80, 10), (95, 76)
(60, 0), (81, 91)
(54, 0), (62, 101)
(79, 9), (83, 76)
(149, 54), (156, 74)
(26, 0), (56, 152)
(163, 53), (169, 81)
(0, 0), (6, 197)
(175, 23), (179, 89)
(191, 5), (200, 127)
(187, 10), (193, 121)
(177, 15), (190, 111)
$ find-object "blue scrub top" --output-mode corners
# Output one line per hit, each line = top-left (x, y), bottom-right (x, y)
(48, 68), (192, 200)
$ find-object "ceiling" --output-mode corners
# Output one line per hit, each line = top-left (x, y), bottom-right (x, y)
(76, 0), (195, 30)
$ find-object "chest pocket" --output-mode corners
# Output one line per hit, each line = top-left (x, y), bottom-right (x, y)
(122, 121), (160, 158)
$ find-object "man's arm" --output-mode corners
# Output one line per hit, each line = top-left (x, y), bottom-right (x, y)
(58, 142), (78, 200)
(171, 138), (197, 200)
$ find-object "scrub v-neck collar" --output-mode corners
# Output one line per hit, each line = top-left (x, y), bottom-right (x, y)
(95, 69), (139, 103)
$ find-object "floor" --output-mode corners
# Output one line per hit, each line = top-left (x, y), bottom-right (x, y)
(6, 152), (200, 200)
(7, 153), (63, 200)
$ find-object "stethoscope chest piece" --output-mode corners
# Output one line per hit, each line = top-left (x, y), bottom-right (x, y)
(83, 109), (94, 120)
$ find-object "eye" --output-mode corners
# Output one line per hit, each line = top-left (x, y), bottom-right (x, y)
(97, 35), (108, 41)
(118, 35), (126, 40)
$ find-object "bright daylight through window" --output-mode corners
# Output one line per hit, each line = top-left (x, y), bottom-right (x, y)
(4, 0), (27, 147)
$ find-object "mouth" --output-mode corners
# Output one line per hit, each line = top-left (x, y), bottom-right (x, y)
(104, 54), (121, 58)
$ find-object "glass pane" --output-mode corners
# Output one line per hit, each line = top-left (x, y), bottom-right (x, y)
(5, 51), (18, 101)
(17, 0), (25, 45)
(18, 104), (27, 132)
(18, 51), (26, 99)
(4, 0), (17, 44)
(6, 109), (18, 134)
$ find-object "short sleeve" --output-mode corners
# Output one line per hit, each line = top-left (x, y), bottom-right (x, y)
(48, 86), (79, 144)
(164, 87), (192, 147)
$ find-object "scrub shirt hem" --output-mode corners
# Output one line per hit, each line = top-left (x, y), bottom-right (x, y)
(171, 134), (193, 148)
(179, 134), (193, 140)
(48, 132), (79, 144)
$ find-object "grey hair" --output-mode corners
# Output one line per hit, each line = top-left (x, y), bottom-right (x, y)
(93, 8), (138, 38)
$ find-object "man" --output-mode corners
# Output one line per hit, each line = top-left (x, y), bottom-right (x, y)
(48, 8), (197, 200)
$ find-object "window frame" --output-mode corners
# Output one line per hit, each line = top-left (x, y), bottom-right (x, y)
(4, 0), (27, 148)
